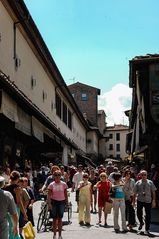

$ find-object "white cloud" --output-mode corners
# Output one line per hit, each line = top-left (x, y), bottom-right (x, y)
(98, 83), (132, 126)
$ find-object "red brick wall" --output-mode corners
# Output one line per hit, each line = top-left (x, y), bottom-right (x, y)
(68, 83), (98, 126)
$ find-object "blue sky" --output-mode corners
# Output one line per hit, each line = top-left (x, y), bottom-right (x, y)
(24, 0), (159, 125)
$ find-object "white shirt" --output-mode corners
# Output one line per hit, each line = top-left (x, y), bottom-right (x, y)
(72, 171), (84, 190)
(2, 173), (10, 184)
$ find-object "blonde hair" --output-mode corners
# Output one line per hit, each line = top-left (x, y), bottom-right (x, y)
(19, 177), (28, 183)
(51, 165), (60, 173)
(100, 172), (107, 178)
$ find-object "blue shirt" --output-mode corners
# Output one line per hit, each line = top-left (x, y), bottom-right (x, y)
(114, 185), (125, 199)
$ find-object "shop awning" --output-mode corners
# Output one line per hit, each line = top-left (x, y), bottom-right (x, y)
(15, 106), (31, 136)
(32, 116), (44, 142)
(0, 90), (18, 122)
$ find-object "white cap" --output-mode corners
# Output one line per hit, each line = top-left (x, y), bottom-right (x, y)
(0, 176), (5, 182)
(0, 176), (5, 188)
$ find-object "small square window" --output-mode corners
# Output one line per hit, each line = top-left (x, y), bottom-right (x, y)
(81, 93), (88, 101)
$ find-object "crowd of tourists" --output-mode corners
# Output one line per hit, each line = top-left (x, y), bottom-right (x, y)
(71, 162), (158, 235)
(0, 160), (159, 239)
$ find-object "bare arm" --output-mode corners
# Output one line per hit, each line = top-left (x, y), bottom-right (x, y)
(28, 199), (34, 210)
(47, 189), (52, 210)
(11, 213), (18, 237)
(71, 182), (75, 192)
(64, 188), (68, 206)
(40, 184), (47, 193)
(15, 187), (28, 221)
(93, 181), (100, 190)
(152, 191), (156, 208)
(133, 193), (137, 207)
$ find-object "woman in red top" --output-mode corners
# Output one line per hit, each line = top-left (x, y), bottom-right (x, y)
(94, 172), (111, 226)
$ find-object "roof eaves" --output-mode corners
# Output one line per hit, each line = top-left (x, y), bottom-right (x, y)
(0, 70), (78, 149)
(4, 0), (88, 130)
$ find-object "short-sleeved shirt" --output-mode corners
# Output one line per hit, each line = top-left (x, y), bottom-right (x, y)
(123, 178), (135, 200)
(44, 175), (64, 188)
(0, 189), (17, 239)
(134, 179), (157, 203)
(114, 185), (125, 199)
(48, 181), (68, 201)
(21, 188), (30, 207)
(44, 175), (54, 187)
(72, 172), (84, 190)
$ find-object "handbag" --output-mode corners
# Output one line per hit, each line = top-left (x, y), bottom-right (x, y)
(23, 221), (35, 239)
(105, 201), (113, 214)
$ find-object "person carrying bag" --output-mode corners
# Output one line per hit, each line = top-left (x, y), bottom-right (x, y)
(22, 221), (35, 239)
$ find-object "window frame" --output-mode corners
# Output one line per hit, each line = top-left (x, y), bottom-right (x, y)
(56, 93), (62, 118)
(68, 109), (72, 130)
(81, 93), (88, 101)
(116, 133), (120, 141)
(116, 143), (120, 151)
(62, 101), (67, 125)
(109, 144), (113, 150)
(109, 133), (113, 139)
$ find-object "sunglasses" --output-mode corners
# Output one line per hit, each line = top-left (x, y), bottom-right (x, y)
(141, 174), (147, 176)
(54, 174), (61, 176)
(100, 176), (106, 178)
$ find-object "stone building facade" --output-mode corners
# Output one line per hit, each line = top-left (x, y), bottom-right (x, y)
(68, 82), (100, 127)
(105, 124), (129, 161)
(0, 0), (89, 168)
(128, 54), (159, 168)
(68, 82), (107, 165)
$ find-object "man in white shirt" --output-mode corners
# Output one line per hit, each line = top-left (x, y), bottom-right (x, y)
(72, 165), (84, 212)
(133, 170), (156, 235)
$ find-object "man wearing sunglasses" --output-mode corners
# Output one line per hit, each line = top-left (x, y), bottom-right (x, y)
(133, 170), (156, 235)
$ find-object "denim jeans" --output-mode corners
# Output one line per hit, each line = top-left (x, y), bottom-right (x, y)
(51, 200), (65, 219)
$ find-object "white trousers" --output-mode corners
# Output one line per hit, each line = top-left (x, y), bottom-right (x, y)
(113, 199), (127, 230)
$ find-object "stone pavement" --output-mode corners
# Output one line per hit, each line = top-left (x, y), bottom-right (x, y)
(33, 190), (159, 239)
